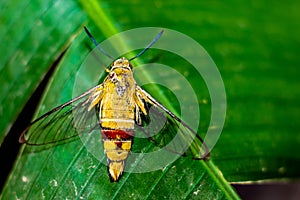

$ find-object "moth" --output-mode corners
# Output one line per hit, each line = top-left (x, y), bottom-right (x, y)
(19, 27), (209, 182)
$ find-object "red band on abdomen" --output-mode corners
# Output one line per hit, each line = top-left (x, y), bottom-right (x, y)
(102, 129), (134, 139)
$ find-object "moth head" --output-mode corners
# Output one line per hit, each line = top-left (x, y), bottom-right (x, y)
(110, 57), (132, 70)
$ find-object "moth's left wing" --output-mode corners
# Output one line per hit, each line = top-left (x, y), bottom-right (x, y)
(135, 86), (210, 160)
(19, 85), (103, 146)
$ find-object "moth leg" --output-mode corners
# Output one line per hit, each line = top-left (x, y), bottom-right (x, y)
(87, 84), (104, 111)
(134, 89), (148, 115)
(134, 104), (142, 126)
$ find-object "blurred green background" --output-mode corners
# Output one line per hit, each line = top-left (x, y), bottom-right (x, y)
(0, 0), (300, 199)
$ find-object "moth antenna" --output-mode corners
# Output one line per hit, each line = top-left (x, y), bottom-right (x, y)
(129, 30), (164, 61)
(84, 26), (114, 60)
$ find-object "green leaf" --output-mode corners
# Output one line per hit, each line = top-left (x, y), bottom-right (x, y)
(1, 18), (238, 200)
(1, 1), (239, 199)
(0, 0), (87, 142)
(2, 0), (299, 199)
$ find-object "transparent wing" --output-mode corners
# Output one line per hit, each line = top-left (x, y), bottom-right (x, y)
(135, 86), (210, 160)
(19, 85), (103, 146)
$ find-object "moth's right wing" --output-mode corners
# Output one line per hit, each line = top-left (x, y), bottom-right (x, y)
(19, 85), (103, 145)
(135, 86), (210, 160)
